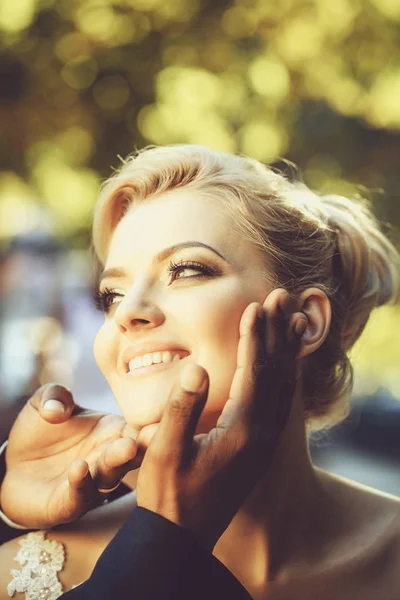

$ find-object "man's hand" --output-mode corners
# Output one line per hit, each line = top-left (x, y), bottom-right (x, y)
(1, 386), (141, 529)
(136, 289), (307, 550)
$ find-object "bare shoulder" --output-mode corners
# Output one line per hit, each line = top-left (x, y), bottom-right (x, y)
(358, 509), (400, 598)
(0, 491), (137, 598)
(314, 468), (400, 593)
(380, 510), (400, 588)
(316, 467), (400, 515)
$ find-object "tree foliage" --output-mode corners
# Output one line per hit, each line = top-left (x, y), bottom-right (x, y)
(1, 0), (400, 238)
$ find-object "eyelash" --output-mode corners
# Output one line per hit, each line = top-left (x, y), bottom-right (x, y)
(93, 259), (220, 314)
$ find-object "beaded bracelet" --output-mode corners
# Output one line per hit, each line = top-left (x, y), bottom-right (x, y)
(7, 530), (65, 599)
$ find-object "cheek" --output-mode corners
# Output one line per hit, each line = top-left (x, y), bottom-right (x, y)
(205, 313), (241, 408)
(185, 291), (251, 416)
(93, 322), (116, 380)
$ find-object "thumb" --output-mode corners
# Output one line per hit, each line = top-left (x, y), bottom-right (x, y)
(30, 383), (76, 424)
(149, 364), (209, 466)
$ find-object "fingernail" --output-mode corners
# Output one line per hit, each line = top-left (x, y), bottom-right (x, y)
(180, 364), (204, 393)
(43, 399), (65, 413)
(295, 318), (307, 336)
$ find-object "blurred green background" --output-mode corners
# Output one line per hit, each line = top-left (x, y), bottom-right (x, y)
(1, 0), (400, 399)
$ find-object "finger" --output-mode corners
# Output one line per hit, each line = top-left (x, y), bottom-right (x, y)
(149, 364), (209, 467)
(274, 312), (307, 431)
(132, 423), (160, 469)
(217, 298), (293, 437)
(91, 438), (139, 491)
(135, 422), (160, 452)
(217, 302), (265, 432)
(122, 422), (141, 440)
(68, 459), (92, 488)
(274, 311), (306, 380)
(216, 302), (303, 455)
(64, 459), (104, 520)
(288, 312), (308, 355)
(262, 288), (290, 355)
(29, 383), (76, 424)
(262, 297), (305, 394)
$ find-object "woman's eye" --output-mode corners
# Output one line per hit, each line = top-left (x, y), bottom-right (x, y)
(94, 288), (123, 313)
(174, 266), (201, 279)
(107, 292), (121, 306)
(167, 260), (218, 282)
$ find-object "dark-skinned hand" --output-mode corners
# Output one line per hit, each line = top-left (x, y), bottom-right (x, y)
(136, 288), (307, 550)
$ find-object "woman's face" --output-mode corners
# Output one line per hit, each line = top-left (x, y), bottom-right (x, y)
(94, 188), (273, 432)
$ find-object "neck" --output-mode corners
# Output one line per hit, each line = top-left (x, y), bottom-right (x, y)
(213, 391), (327, 586)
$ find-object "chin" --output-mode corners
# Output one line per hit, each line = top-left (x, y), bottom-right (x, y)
(111, 365), (228, 432)
(118, 400), (166, 431)
(114, 379), (173, 430)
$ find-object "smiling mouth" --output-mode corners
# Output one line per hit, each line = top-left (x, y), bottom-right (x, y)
(125, 350), (190, 377)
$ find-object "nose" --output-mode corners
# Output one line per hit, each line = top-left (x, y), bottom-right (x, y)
(114, 286), (165, 334)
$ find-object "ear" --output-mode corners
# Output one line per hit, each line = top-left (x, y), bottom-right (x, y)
(296, 288), (331, 359)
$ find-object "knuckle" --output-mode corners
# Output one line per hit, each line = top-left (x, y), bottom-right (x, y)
(168, 397), (195, 421)
(227, 419), (253, 451)
(99, 450), (112, 472)
(236, 428), (253, 450)
(251, 358), (268, 381)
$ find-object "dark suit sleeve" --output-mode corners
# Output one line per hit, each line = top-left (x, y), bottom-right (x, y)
(61, 506), (253, 600)
(0, 512), (26, 544)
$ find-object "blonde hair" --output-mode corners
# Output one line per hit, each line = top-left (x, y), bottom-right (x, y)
(92, 145), (400, 430)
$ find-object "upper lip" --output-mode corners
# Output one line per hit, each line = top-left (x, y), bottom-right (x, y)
(122, 342), (190, 372)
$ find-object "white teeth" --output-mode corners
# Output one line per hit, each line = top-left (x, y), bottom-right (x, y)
(142, 354), (153, 367)
(128, 351), (184, 371)
(162, 351), (172, 363)
(153, 351), (162, 364)
(130, 357), (142, 370)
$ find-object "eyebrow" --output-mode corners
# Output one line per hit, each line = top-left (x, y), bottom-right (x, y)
(99, 241), (228, 285)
